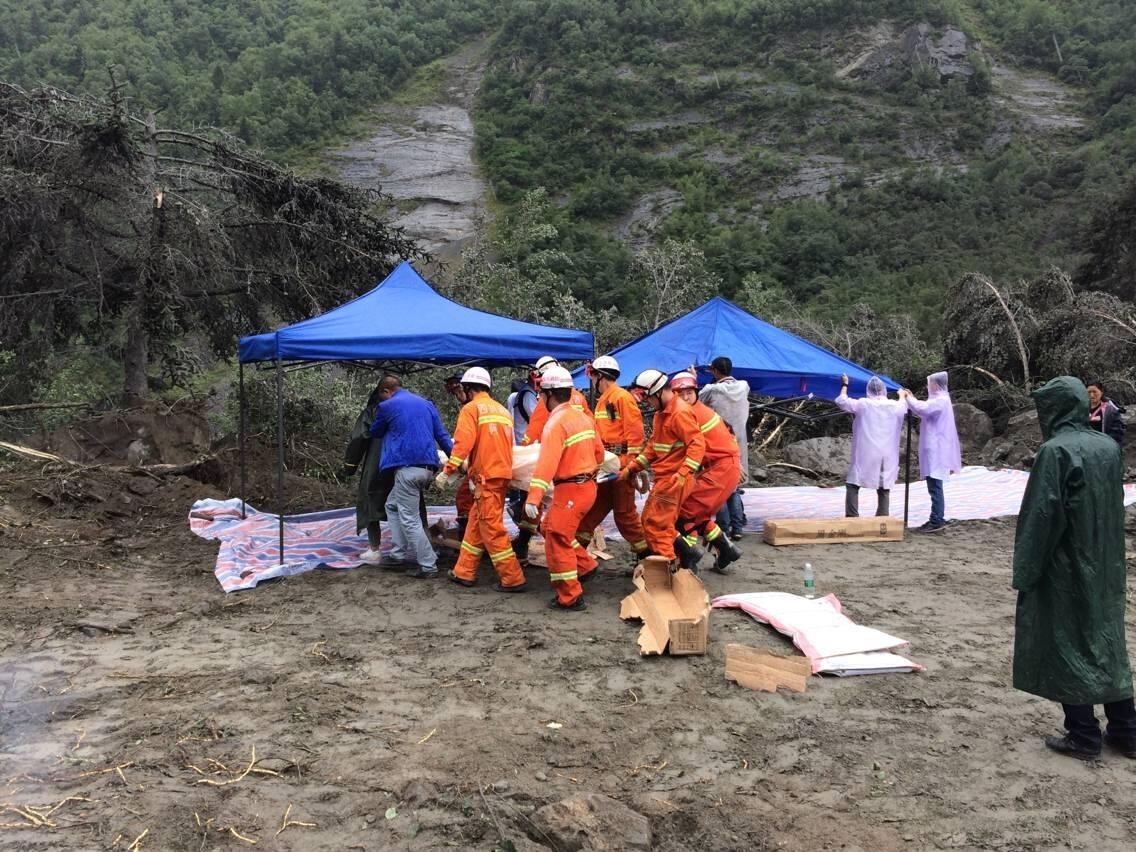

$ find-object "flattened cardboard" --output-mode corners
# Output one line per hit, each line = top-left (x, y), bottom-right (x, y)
(725, 644), (812, 693)
(619, 557), (710, 655)
(762, 515), (904, 546)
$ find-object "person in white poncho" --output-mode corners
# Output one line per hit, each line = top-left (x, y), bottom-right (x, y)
(835, 373), (906, 518)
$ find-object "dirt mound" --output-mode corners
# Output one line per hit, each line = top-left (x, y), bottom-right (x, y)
(45, 401), (211, 465)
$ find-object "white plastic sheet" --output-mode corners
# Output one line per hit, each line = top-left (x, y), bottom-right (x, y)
(712, 591), (921, 676)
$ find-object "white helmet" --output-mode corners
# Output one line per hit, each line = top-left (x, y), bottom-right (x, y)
(460, 367), (491, 388)
(631, 368), (668, 398)
(591, 355), (620, 379)
(539, 365), (574, 389)
(534, 355), (559, 374)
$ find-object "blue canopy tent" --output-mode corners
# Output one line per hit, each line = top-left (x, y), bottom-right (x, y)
(239, 261), (593, 365)
(573, 297), (916, 525)
(235, 261), (595, 563)
(571, 297), (897, 399)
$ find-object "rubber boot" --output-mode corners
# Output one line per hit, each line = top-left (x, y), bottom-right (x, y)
(673, 535), (705, 573)
(709, 536), (742, 574)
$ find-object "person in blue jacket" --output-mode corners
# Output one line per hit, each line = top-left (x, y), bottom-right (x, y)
(368, 375), (454, 578)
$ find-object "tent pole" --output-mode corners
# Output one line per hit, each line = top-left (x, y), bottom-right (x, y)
(276, 352), (286, 565)
(239, 360), (247, 519)
(903, 413), (912, 531)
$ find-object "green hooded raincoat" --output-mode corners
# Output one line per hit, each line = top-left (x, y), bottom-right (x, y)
(1012, 376), (1132, 705)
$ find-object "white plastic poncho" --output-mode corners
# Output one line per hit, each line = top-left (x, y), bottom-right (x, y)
(906, 371), (963, 480)
(834, 376), (907, 489)
(699, 377), (751, 482)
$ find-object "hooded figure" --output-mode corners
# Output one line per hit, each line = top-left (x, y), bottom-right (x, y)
(1012, 376), (1135, 760)
(343, 385), (394, 558)
(904, 371), (962, 531)
(835, 375), (906, 517)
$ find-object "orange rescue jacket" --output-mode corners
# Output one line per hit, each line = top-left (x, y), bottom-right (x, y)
(444, 391), (514, 481)
(522, 388), (592, 446)
(594, 383), (645, 462)
(690, 400), (740, 463)
(526, 403), (604, 504)
(630, 394), (705, 479)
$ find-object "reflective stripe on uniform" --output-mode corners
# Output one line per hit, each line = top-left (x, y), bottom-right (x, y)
(478, 414), (513, 428)
(699, 414), (722, 433)
(530, 477), (551, 491)
(549, 570), (578, 582)
(683, 457), (700, 471)
(563, 429), (596, 447)
(489, 547), (517, 564)
(448, 454), (465, 467)
(635, 454), (650, 468)
(706, 526), (722, 541)
(460, 541), (484, 557)
(682, 534), (698, 547)
(630, 539), (648, 552)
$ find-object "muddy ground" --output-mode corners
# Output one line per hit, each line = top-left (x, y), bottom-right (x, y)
(1, 456), (1134, 852)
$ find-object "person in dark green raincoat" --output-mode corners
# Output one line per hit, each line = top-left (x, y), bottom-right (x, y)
(344, 383), (392, 561)
(1012, 376), (1136, 760)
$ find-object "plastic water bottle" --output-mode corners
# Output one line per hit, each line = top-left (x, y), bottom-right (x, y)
(803, 562), (815, 598)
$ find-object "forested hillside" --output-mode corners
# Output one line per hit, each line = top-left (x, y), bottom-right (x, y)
(474, 0), (1136, 331)
(0, 0), (501, 155)
(2, 0), (1135, 406)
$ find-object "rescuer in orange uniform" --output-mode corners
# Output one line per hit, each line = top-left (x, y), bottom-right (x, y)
(513, 355), (594, 562)
(669, 372), (744, 573)
(619, 368), (706, 567)
(442, 374), (474, 540)
(574, 355), (649, 558)
(524, 366), (605, 611)
(435, 367), (527, 591)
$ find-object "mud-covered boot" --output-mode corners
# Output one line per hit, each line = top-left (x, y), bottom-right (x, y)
(673, 535), (705, 573)
(709, 535), (742, 574)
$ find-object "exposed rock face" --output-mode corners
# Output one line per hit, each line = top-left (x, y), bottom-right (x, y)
(328, 43), (488, 257)
(953, 403), (994, 457)
(530, 793), (651, 851)
(782, 436), (852, 477)
(838, 23), (975, 86)
(614, 188), (684, 251)
(980, 408), (1040, 469)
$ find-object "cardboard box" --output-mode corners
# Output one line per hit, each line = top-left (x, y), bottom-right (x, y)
(762, 516), (904, 546)
(724, 644), (811, 693)
(619, 557), (710, 655)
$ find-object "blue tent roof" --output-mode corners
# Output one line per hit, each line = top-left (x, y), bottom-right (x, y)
(573, 297), (898, 400)
(239, 261), (595, 365)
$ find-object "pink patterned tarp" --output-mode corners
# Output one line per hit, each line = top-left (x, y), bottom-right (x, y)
(190, 466), (1136, 593)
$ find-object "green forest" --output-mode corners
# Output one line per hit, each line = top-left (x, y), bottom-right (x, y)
(1, 0), (1135, 406)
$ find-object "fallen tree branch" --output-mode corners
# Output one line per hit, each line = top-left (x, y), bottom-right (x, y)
(0, 401), (93, 413)
(0, 441), (216, 477)
(767, 462), (821, 478)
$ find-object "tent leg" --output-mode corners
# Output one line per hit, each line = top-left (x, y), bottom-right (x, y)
(276, 354), (285, 565)
(239, 361), (247, 519)
(903, 414), (912, 530)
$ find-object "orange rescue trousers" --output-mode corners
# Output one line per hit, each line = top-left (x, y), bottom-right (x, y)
(640, 474), (693, 561)
(455, 475), (474, 518)
(577, 478), (647, 555)
(542, 480), (598, 606)
(452, 478), (525, 588)
(678, 456), (742, 543)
